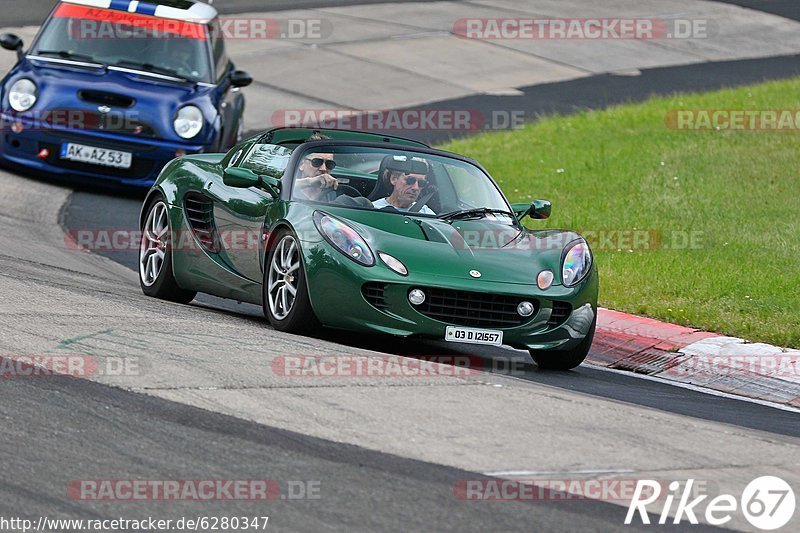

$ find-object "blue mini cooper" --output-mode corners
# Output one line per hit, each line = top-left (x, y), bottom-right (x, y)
(0, 0), (252, 188)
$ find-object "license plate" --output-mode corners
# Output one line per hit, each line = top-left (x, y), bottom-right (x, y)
(60, 143), (132, 169)
(445, 326), (503, 346)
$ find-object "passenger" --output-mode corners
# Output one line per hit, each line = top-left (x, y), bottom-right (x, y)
(372, 159), (435, 214)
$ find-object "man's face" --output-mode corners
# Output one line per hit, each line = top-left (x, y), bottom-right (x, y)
(300, 152), (335, 179)
(389, 172), (428, 208)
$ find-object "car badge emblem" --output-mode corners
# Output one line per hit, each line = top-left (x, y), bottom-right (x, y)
(469, 270), (481, 278)
(97, 105), (111, 114)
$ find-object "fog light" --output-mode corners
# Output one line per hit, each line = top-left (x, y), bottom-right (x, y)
(517, 301), (535, 317)
(408, 289), (426, 306)
(11, 122), (23, 133)
(537, 270), (554, 290)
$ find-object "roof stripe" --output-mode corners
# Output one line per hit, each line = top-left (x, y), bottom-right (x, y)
(136, 2), (158, 16)
(109, 0), (130, 11)
(59, 0), (217, 23)
(54, 3), (209, 39)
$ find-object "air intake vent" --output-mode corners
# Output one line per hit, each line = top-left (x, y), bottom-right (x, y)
(183, 193), (218, 252)
(415, 288), (534, 328)
(547, 301), (572, 327)
(78, 90), (135, 108)
(362, 282), (389, 311)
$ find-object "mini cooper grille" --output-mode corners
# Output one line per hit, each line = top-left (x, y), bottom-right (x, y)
(416, 288), (534, 328)
(362, 282), (389, 311)
(183, 193), (217, 252)
(547, 301), (572, 327)
(40, 109), (157, 137)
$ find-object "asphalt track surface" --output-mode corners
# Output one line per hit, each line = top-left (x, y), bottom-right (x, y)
(5, 374), (708, 532)
(3, 1), (800, 531)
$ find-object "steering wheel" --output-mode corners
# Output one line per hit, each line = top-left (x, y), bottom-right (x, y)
(322, 184), (363, 202)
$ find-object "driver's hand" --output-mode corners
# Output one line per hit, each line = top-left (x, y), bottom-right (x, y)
(316, 174), (338, 190)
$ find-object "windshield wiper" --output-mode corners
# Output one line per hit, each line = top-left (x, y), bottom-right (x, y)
(112, 60), (192, 82)
(437, 208), (515, 221)
(35, 49), (102, 64)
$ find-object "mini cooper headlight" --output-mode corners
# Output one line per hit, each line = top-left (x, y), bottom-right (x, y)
(9, 78), (37, 112)
(562, 240), (592, 287)
(173, 105), (203, 139)
(313, 212), (375, 266)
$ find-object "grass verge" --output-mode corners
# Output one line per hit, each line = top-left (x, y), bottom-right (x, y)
(439, 78), (800, 347)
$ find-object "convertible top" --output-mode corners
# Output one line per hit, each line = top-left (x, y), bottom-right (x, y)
(259, 127), (430, 149)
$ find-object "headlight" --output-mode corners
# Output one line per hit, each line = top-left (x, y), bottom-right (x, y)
(173, 105), (203, 139)
(9, 78), (37, 112)
(313, 212), (375, 266)
(562, 240), (592, 287)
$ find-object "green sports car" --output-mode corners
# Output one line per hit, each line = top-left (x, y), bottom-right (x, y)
(138, 127), (598, 369)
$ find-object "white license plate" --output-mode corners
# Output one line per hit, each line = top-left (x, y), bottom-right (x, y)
(445, 326), (503, 346)
(60, 143), (132, 169)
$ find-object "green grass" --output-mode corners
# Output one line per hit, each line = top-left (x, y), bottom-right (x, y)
(439, 78), (800, 347)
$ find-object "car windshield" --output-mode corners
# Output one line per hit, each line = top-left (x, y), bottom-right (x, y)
(30, 3), (212, 83)
(290, 145), (513, 221)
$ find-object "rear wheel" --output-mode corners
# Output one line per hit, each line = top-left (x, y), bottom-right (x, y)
(139, 198), (197, 304)
(263, 230), (320, 334)
(529, 317), (596, 370)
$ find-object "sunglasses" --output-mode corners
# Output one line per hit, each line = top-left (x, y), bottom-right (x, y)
(306, 157), (336, 170)
(403, 175), (429, 188)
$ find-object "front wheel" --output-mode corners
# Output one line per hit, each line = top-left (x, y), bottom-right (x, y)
(529, 317), (596, 370)
(263, 230), (320, 334)
(139, 198), (197, 304)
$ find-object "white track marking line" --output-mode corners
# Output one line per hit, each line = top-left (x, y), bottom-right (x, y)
(484, 468), (635, 477)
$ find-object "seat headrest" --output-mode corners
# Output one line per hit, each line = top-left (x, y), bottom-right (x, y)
(383, 156), (429, 175)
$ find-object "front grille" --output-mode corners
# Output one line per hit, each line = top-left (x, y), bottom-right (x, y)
(38, 141), (156, 179)
(362, 282), (388, 311)
(183, 193), (218, 252)
(415, 288), (534, 328)
(41, 109), (158, 138)
(547, 301), (572, 327)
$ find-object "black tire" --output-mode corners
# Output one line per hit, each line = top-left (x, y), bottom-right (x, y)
(530, 316), (596, 370)
(263, 229), (320, 334)
(139, 197), (197, 304)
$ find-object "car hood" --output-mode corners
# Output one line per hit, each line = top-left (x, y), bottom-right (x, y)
(7, 60), (217, 142)
(321, 207), (581, 285)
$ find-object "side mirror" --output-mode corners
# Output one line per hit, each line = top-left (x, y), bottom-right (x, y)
(530, 199), (551, 219)
(511, 199), (551, 220)
(223, 167), (281, 197)
(0, 34), (24, 60)
(230, 70), (253, 88)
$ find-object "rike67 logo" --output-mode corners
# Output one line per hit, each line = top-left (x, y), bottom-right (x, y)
(626, 477), (795, 530)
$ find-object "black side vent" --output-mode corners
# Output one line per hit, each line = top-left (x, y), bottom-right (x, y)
(183, 193), (218, 252)
(78, 90), (135, 108)
(547, 301), (572, 327)
(362, 282), (389, 311)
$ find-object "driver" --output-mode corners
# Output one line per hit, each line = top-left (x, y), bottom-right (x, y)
(294, 134), (338, 201)
(372, 158), (435, 214)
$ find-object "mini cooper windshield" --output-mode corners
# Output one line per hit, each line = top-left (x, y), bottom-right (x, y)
(30, 3), (213, 82)
(290, 145), (514, 221)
